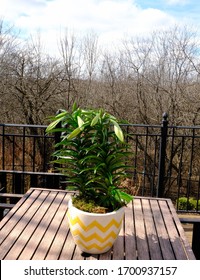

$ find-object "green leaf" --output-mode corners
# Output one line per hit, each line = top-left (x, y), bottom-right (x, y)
(46, 118), (63, 133)
(46, 111), (68, 133)
(77, 116), (84, 129)
(45, 127), (67, 134)
(94, 163), (106, 174)
(91, 113), (100, 126)
(80, 155), (102, 165)
(72, 102), (78, 112)
(114, 125), (124, 142)
(67, 127), (82, 139)
(110, 120), (124, 142)
(117, 190), (133, 204)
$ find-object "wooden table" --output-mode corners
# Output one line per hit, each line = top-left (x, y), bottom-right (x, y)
(0, 188), (196, 260)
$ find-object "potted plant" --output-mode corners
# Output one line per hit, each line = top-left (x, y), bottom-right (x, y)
(46, 103), (133, 254)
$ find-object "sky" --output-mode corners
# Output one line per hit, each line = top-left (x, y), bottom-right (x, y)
(1, 0), (200, 55)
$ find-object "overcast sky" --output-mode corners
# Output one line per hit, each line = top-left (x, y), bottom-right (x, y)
(1, 0), (200, 55)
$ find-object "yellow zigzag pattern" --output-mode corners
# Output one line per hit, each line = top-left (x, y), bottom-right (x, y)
(70, 229), (118, 243)
(76, 239), (113, 251)
(67, 212), (123, 232)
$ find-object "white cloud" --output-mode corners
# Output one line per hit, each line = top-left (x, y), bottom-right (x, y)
(165, 0), (189, 5)
(0, 0), (47, 20)
(0, 0), (181, 55)
(135, 8), (176, 30)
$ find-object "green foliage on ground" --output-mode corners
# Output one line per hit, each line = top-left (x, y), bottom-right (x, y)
(177, 197), (200, 210)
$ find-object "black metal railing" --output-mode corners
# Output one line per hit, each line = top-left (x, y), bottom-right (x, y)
(0, 123), (64, 193)
(123, 114), (200, 212)
(1, 114), (200, 212)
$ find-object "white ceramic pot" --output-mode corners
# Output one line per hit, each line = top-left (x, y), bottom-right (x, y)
(67, 199), (125, 254)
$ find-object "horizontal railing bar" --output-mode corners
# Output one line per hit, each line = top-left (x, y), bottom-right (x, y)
(120, 123), (162, 128)
(4, 132), (200, 138)
(0, 193), (23, 198)
(0, 133), (53, 138)
(0, 123), (47, 128)
(167, 133), (200, 137)
(0, 170), (64, 176)
(168, 125), (200, 129)
(2, 122), (200, 130)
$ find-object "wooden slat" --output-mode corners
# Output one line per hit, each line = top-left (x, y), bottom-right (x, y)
(17, 191), (59, 260)
(133, 198), (150, 260)
(31, 191), (67, 260)
(71, 245), (85, 260)
(45, 194), (71, 260)
(159, 200), (188, 260)
(142, 199), (163, 259)
(46, 219), (70, 260)
(60, 231), (79, 260)
(0, 188), (34, 229)
(4, 190), (50, 260)
(0, 189), (45, 259)
(98, 248), (112, 260)
(168, 200), (196, 260)
(124, 201), (137, 260)
(112, 217), (125, 260)
(150, 199), (175, 260)
(0, 189), (40, 245)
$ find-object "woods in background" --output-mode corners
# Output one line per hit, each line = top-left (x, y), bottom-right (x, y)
(1, 20), (200, 126)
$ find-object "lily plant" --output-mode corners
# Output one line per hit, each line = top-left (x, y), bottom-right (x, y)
(46, 103), (133, 212)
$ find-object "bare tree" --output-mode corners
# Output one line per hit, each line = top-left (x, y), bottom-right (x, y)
(59, 29), (84, 109)
(0, 19), (19, 121)
(6, 36), (65, 124)
(123, 25), (200, 125)
(82, 31), (100, 92)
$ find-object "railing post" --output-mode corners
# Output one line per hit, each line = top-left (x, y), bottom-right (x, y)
(54, 109), (63, 148)
(157, 112), (168, 197)
(53, 110), (63, 188)
(13, 173), (22, 194)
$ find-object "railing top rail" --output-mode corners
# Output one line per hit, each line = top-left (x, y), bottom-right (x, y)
(0, 123), (47, 129)
(0, 169), (63, 176)
(167, 125), (200, 129)
(1, 123), (200, 130)
(1, 123), (161, 128)
(120, 123), (162, 128)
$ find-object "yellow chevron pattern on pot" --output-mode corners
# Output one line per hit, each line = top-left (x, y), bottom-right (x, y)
(70, 229), (118, 243)
(76, 239), (113, 252)
(67, 212), (123, 232)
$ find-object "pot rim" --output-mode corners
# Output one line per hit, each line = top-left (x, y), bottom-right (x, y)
(68, 198), (125, 217)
